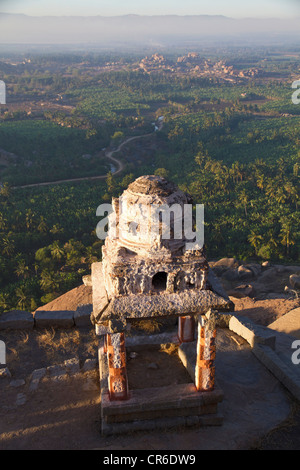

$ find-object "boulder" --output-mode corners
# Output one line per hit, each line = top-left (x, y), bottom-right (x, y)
(211, 266), (227, 277)
(210, 258), (239, 277)
(64, 358), (80, 374)
(213, 258), (239, 268)
(275, 265), (300, 274)
(265, 293), (290, 300)
(251, 281), (268, 293)
(285, 266), (300, 273)
(245, 263), (262, 278)
(262, 261), (271, 268)
(238, 265), (253, 281)
(82, 275), (92, 287)
(290, 274), (300, 290)
(29, 368), (46, 392)
(221, 268), (239, 282)
(258, 267), (277, 281)
(82, 358), (97, 372)
(9, 379), (25, 388)
(31, 368), (46, 381)
(0, 310), (34, 330)
(47, 364), (67, 380)
(15, 393), (26, 406)
(34, 284), (92, 313)
(227, 284), (255, 299)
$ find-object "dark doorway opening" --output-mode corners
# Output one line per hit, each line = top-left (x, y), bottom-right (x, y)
(152, 272), (168, 292)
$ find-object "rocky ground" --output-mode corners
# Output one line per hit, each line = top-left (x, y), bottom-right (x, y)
(0, 258), (300, 450)
(210, 258), (300, 325)
(209, 257), (300, 305)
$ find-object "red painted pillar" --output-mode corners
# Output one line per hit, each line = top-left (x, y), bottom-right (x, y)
(178, 315), (195, 343)
(195, 315), (216, 392)
(106, 332), (129, 401)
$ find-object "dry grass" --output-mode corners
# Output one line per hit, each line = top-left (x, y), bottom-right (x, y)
(160, 343), (178, 356)
(1, 327), (99, 378)
(36, 328), (55, 349)
(83, 330), (98, 356)
(36, 328), (81, 360)
(19, 331), (30, 345)
(130, 319), (163, 334)
(6, 346), (18, 362)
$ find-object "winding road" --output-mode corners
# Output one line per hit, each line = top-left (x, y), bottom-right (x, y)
(13, 120), (163, 190)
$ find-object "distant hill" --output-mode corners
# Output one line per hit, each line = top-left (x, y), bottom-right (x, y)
(0, 13), (299, 46)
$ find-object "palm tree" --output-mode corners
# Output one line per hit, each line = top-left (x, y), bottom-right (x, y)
(275, 188), (287, 205)
(37, 216), (48, 233)
(280, 218), (295, 257)
(256, 172), (265, 191)
(277, 157), (286, 178)
(85, 246), (97, 266)
(50, 241), (65, 261)
(25, 209), (35, 230)
(266, 181), (276, 201)
(40, 269), (60, 293)
(248, 231), (263, 255)
(15, 259), (30, 279)
(284, 182), (299, 210)
(0, 182), (11, 199)
(15, 287), (29, 311)
(266, 231), (279, 254)
(239, 189), (249, 217)
(106, 171), (116, 194)
(50, 224), (64, 235)
(230, 162), (245, 184)
(0, 212), (7, 230)
(2, 236), (15, 257)
(0, 293), (10, 312)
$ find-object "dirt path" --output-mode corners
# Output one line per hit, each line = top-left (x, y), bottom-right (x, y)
(104, 131), (154, 176)
(13, 122), (162, 190)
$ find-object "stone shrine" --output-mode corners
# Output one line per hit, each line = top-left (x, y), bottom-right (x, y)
(91, 175), (233, 434)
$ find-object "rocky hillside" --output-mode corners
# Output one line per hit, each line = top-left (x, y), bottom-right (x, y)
(210, 258), (300, 300)
(209, 258), (300, 328)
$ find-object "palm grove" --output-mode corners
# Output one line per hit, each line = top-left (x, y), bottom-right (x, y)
(0, 52), (299, 313)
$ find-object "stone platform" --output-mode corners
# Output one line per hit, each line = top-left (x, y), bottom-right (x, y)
(98, 334), (224, 436)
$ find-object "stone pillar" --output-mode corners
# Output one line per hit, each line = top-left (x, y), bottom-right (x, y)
(195, 312), (217, 392)
(178, 315), (195, 343)
(106, 332), (129, 401)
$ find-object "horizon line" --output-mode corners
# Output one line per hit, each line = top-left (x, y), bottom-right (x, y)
(0, 12), (298, 20)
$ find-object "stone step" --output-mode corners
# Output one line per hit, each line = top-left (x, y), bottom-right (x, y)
(101, 382), (224, 424)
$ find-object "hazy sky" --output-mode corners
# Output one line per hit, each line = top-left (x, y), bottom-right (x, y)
(0, 0), (299, 18)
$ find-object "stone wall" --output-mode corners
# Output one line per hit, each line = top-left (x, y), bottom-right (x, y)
(0, 303), (92, 331)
